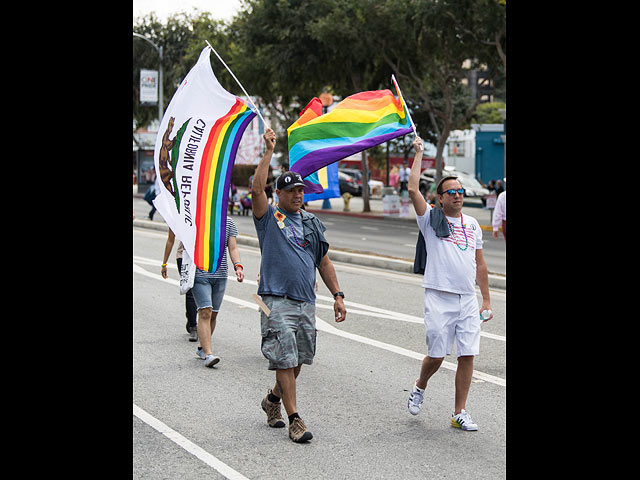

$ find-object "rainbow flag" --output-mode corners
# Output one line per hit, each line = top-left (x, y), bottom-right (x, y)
(287, 89), (412, 193)
(287, 97), (340, 199)
(153, 47), (256, 280)
(194, 98), (255, 271)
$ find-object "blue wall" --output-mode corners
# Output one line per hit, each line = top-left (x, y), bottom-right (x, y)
(475, 128), (504, 184)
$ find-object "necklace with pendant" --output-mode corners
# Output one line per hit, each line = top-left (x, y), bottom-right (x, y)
(446, 212), (468, 251)
(275, 205), (309, 247)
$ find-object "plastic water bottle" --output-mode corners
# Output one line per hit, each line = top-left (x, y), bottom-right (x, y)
(480, 309), (492, 321)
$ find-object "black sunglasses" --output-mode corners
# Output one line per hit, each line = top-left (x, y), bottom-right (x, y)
(439, 188), (465, 196)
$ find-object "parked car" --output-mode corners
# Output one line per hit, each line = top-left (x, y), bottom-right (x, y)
(339, 167), (383, 196)
(419, 167), (490, 198)
(338, 171), (362, 196)
(339, 168), (364, 192)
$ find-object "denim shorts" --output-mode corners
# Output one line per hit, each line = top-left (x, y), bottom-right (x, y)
(260, 295), (317, 370)
(191, 276), (227, 312)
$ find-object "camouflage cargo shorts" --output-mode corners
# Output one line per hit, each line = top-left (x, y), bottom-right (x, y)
(260, 295), (317, 370)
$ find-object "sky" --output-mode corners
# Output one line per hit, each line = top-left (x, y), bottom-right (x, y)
(133, 0), (242, 23)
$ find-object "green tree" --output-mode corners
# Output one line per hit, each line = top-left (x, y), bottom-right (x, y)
(133, 10), (234, 132)
(369, 0), (505, 185)
(469, 101), (506, 125)
(228, 0), (335, 161)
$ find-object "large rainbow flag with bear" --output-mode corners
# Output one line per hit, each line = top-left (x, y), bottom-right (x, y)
(152, 46), (256, 287)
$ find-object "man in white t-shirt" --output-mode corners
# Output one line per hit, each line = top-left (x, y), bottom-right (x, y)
(406, 136), (493, 431)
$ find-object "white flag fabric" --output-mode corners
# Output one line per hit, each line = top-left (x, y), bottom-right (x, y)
(152, 47), (256, 274)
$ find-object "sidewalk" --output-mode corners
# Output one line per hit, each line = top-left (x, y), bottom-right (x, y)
(302, 191), (494, 230)
(134, 185), (492, 227)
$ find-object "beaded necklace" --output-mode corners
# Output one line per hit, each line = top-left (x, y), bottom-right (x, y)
(446, 212), (468, 251)
(275, 205), (309, 248)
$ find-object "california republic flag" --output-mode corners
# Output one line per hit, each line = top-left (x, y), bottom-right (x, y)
(152, 46), (256, 292)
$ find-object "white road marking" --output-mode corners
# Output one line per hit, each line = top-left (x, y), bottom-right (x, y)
(133, 256), (504, 341)
(133, 404), (250, 480)
(133, 259), (505, 386)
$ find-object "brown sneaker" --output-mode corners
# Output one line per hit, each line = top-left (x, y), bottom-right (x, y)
(261, 390), (285, 428)
(288, 417), (313, 443)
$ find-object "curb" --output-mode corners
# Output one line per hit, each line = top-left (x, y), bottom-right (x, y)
(135, 192), (498, 231)
(133, 219), (506, 290)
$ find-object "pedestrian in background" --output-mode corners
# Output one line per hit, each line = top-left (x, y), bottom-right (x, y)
(252, 128), (346, 443)
(265, 166), (275, 205)
(492, 189), (506, 242)
(161, 229), (198, 341)
(389, 165), (399, 191)
(398, 160), (410, 195)
(193, 216), (244, 368)
(406, 135), (493, 432)
(144, 184), (157, 220)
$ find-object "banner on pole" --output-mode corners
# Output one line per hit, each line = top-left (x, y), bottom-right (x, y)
(140, 69), (158, 105)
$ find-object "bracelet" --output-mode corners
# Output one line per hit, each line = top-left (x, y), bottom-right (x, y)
(233, 263), (244, 271)
(161, 263), (167, 267)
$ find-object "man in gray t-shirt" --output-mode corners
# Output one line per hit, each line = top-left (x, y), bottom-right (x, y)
(252, 128), (346, 443)
(254, 203), (317, 304)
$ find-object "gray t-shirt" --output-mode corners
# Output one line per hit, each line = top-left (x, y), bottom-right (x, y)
(254, 204), (323, 303)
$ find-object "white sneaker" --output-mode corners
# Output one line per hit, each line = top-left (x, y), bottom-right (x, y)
(407, 383), (425, 415)
(451, 410), (478, 431)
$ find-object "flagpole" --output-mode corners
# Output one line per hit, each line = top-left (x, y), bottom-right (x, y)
(391, 74), (417, 135)
(205, 40), (268, 127)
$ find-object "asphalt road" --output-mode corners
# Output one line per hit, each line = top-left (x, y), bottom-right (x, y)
(133, 226), (506, 479)
(133, 194), (506, 276)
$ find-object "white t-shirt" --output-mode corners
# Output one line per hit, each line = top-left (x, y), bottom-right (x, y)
(492, 191), (506, 231)
(416, 204), (483, 295)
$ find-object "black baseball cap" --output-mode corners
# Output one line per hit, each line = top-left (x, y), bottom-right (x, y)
(276, 171), (305, 191)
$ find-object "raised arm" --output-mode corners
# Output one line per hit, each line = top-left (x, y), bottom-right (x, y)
(252, 128), (277, 220)
(407, 136), (427, 216)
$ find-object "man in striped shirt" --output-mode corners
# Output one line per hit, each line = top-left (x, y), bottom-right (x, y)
(192, 217), (245, 367)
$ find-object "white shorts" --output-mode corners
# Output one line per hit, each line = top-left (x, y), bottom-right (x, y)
(423, 288), (481, 358)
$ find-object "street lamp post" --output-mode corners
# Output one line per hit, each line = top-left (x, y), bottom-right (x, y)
(133, 32), (164, 125)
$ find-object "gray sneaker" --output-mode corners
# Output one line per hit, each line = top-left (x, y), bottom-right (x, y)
(189, 329), (198, 342)
(204, 354), (220, 368)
